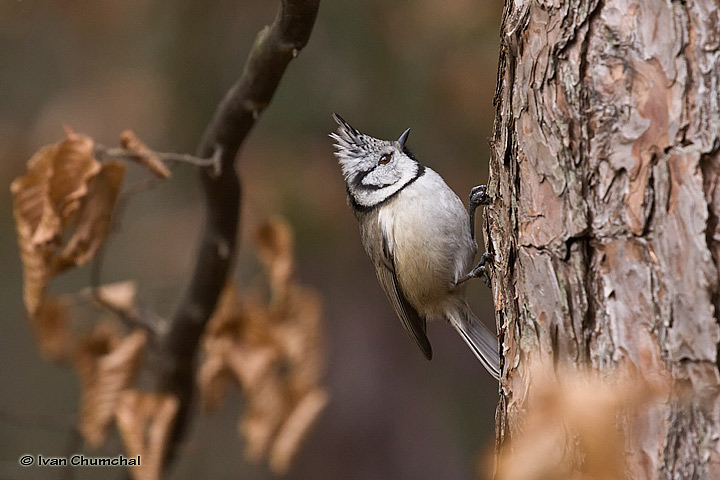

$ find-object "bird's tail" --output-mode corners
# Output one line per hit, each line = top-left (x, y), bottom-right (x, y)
(448, 304), (500, 380)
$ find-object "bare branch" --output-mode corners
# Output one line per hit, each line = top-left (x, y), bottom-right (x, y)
(146, 0), (320, 472)
(195, 0), (321, 162)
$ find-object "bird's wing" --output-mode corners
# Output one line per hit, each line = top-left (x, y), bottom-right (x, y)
(373, 240), (433, 360)
(356, 209), (432, 359)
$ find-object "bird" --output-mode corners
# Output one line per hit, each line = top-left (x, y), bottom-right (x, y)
(330, 113), (500, 379)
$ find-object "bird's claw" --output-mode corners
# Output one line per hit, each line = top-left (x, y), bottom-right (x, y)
(469, 184), (491, 240)
(469, 184), (491, 208)
(457, 252), (494, 286)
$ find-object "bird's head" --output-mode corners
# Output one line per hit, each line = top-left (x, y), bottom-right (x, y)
(330, 113), (423, 210)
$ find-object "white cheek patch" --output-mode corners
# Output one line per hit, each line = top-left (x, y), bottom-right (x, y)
(353, 185), (402, 208)
(363, 166), (400, 188)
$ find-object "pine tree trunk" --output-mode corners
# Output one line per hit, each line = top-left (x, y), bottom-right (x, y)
(488, 0), (720, 477)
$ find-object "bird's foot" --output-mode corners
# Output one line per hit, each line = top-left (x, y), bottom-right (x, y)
(469, 185), (491, 208)
(469, 184), (491, 240)
(457, 252), (493, 286)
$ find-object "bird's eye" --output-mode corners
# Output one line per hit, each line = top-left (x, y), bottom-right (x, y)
(378, 153), (392, 165)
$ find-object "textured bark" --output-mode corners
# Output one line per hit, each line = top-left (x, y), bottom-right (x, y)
(488, 0), (720, 477)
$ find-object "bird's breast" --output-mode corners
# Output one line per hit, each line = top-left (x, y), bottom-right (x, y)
(377, 171), (476, 315)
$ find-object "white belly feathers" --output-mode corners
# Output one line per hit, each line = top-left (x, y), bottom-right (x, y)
(377, 168), (476, 316)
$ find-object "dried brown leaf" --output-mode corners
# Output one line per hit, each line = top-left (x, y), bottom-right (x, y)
(272, 286), (324, 392)
(48, 133), (101, 225)
(240, 371), (288, 462)
(254, 218), (294, 298)
(205, 282), (243, 338)
(120, 130), (171, 179)
(75, 328), (147, 447)
(11, 144), (56, 246)
(32, 297), (72, 362)
(116, 390), (179, 480)
(494, 364), (668, 480)
(226, 344), (278, 391)
(14, 231), (54, 319)
(241, 293), (278, 346)
(11, 133), (102, 315)
(197, 353), (235, 413)
(74, 321), (122, 377)
(199, 284), (246, 412)
(57, 160), (125, 270)
(198, 218), (327, 473)
(200, 284), (246, 412)
(269, 388), (329, 474)
(207, 284), (274, 351)
(85, 280), (138, 314)
(74, 322), (122, 443)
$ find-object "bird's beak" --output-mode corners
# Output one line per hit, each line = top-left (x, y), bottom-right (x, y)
(397, 128), (411, 147)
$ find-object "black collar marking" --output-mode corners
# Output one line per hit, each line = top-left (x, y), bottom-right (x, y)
(348, 164), (426, 213)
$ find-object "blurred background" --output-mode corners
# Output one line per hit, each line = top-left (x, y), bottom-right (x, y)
(0, 1), (502, 479)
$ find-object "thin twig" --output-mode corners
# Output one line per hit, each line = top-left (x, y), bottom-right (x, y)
(95, 145), (220, 171)
(89, 140), (225, 335)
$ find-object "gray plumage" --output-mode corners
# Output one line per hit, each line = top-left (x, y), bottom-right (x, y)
(330, 114), (500, 380)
